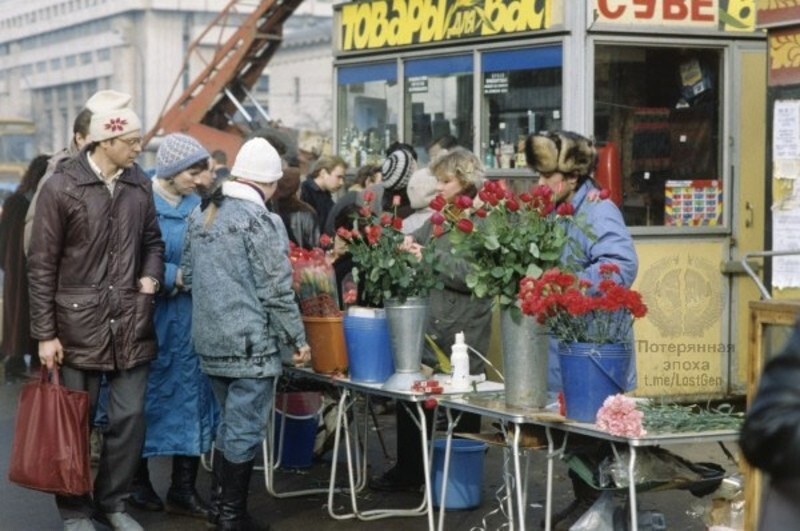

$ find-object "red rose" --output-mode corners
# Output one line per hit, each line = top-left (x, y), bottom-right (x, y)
(599, 188), (611, 200)
(319, 234), (332, 248)
(430, 212), (446, 225)
(506, 199), (520, 212)
(475, 208), (487, 218)
(365, 225), (382, 245)
(392, 217), (403, 231)
(380, 213), (393, 226)
(432, 224), (445, 237)
(456, 218), (474, 233)
(429, 195), (447, 211)
(455, 195), (473, 209)
(556, 203), (574, 216)
(363, 190), (375, 203)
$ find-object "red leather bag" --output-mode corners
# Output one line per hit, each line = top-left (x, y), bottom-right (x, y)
(8, 367), (92, 496)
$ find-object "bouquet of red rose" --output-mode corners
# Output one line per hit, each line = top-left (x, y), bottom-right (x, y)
(336, 190), (441, 307)
(428, 180), (578, 318)
(518, 263), (647, 344)
(288, 242), (341, 317)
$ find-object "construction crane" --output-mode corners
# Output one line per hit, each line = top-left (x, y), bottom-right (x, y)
(144, 0), (304, 160)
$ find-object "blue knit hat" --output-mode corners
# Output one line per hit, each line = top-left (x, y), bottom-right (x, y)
(156, 133), (210, 179)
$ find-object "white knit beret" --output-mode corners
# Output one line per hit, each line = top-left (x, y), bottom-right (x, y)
(87, 90), (142, 142)
(231, 138), (283, 183)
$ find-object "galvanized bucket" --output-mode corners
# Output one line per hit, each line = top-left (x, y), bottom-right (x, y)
(500, 308), (549, 408)
(382, 296), (428, 391)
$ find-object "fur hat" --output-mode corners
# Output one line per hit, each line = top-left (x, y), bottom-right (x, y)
(381, 149), (415, 191)
(231, 138), (283, 183)
(524, 131), (597, 176)
(275, 167), (301, 200)
(156, 133), (209, 179)
(87, 90), (142, 142)
(407, 168), (439, 210)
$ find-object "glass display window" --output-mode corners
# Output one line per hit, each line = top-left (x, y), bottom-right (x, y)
(594, 45), (723, 228)
(404, 54), (473, 164)
(481, 45), (563, 171)
(337, 61), (400, 168)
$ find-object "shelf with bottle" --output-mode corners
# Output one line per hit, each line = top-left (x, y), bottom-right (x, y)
(482, 134), (528, 171)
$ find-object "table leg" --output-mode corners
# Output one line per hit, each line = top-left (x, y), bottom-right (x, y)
(436, 407), (462, 531)
(327, 389), (357, 520)
(628, 446), (638, 531)
(544, 426), (554, 531)
(512, 424), (526, 531)
(262, 389), (332, 498)
(416, 401), (435, 531)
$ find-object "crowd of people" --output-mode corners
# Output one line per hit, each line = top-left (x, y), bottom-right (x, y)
(0, 86), (649, 531)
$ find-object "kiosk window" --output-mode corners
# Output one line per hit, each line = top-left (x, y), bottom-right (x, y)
(404, 55), (473, 164)
(594, 45), (722, 228)
(337, 62), (400, 167)
(481, 46), (563, 170)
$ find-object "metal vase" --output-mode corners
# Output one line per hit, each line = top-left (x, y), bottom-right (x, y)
(382, 296), (429, 391)
(500, 308), (549, 408)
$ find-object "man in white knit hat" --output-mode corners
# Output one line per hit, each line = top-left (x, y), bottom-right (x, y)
(22, 89), (129, 254)
(27, 90), (164, 531)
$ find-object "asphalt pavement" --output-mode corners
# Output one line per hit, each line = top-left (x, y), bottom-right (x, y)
(1, 371), (737, 530)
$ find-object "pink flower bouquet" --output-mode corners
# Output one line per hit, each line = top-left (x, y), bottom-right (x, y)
(595, 394), (646, 438)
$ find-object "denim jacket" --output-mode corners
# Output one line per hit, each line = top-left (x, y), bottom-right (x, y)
(182, 181), (307, 378)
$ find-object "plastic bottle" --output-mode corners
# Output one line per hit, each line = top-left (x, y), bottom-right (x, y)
(450, 332), (470, 391)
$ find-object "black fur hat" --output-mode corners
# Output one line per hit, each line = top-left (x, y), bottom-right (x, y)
(524, 131), (597, 176)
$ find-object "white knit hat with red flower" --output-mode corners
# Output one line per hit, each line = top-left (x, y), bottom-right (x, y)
(87, 90), (142, 142)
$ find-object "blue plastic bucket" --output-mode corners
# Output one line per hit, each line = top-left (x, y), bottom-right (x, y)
(558, 342), (631, 422)
(343, 314), (395, 383)
(273, 392), (320, 468)
(431, 439), (487, 510)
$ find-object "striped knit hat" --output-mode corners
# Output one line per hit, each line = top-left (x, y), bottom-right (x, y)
(381, 149), (415, 191)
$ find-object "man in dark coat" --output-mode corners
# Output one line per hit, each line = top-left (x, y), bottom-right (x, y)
(27, 90), (164, 531)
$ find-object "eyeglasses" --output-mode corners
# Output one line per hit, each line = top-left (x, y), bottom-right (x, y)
(118, 137), (143, 147)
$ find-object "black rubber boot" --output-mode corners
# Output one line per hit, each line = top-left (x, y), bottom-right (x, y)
(216, 456), (268, 531)
(128, 457), (164, 512)
(207, 448), (224, 529)
(166, 455), (213, 519)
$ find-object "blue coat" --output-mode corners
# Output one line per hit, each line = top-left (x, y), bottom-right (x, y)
(143, 191), (218, 457)
(548, 181), (639, 392)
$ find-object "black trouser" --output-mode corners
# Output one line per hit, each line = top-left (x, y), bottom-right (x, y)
(393, 400), (482, 484)
(57, 363), (149, 519)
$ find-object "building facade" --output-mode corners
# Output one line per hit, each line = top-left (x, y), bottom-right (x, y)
(0, 0), (334, 156)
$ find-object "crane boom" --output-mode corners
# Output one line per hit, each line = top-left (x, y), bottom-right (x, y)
(145, 0), (305, 158)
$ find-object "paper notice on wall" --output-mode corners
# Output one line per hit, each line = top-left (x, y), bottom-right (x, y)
(772, 206), (800, 288)
(773, 100), (800, 179)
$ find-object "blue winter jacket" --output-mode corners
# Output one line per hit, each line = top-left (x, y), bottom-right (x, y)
(548, 181), (639, 392)
(182, 181), (307, 378)
(143, 191), (217, 457)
